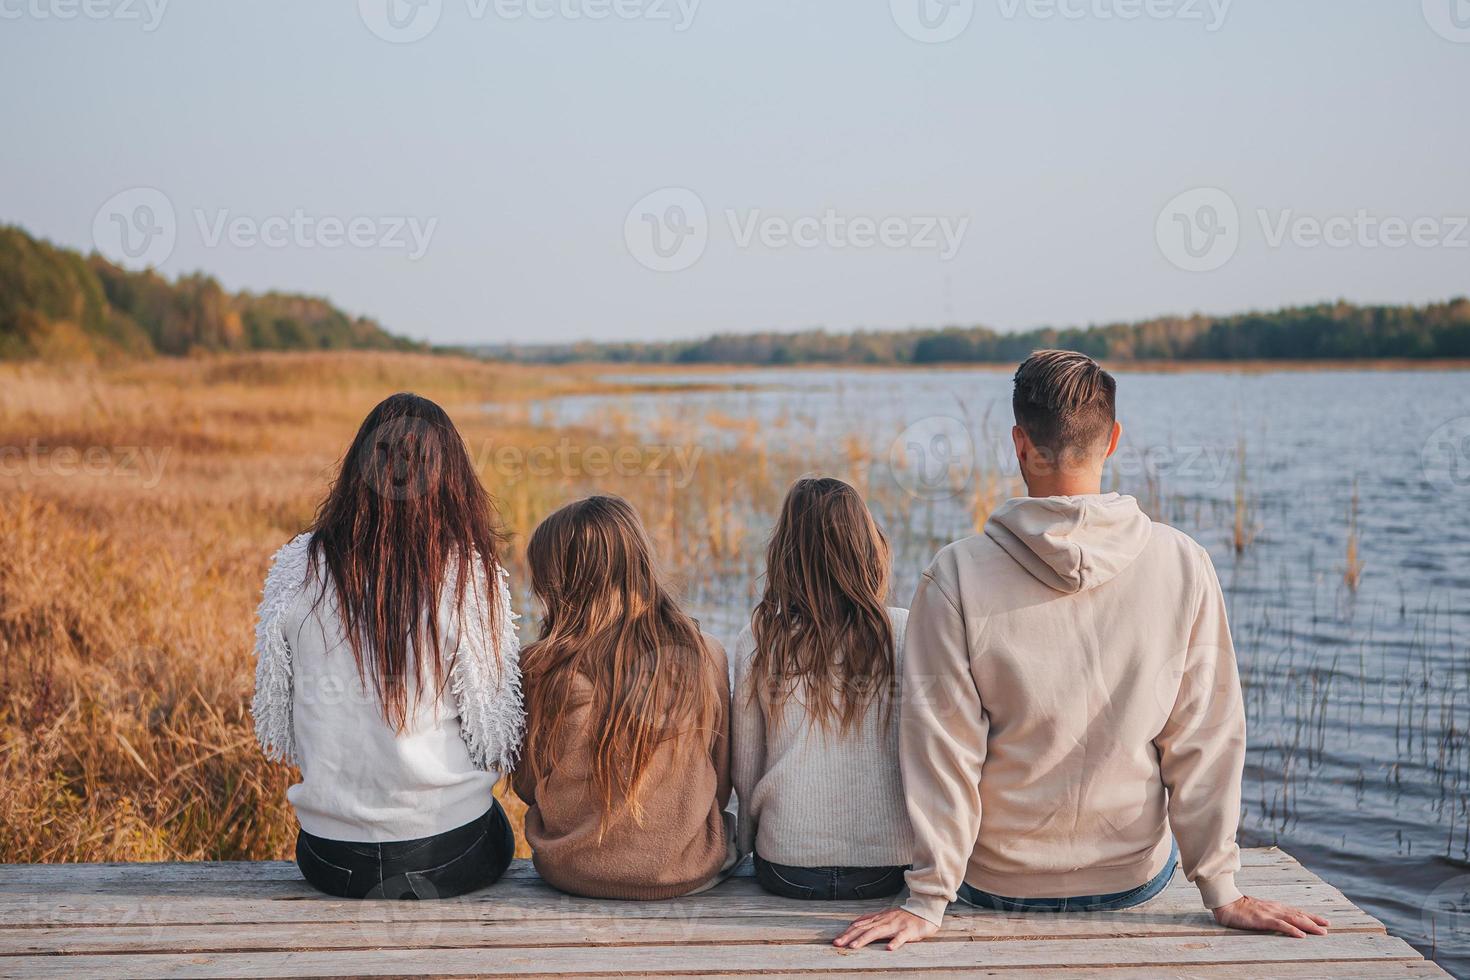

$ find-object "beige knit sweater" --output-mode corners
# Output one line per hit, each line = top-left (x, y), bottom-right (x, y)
(512, 635), (734, 901)
(900, 493), (1246, 926)
(731, 608), (914, 868)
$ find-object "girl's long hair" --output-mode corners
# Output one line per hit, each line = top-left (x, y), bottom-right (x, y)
(306, 392), (506, 730)
(750, 477), (894, 733)
(522, 495), (717, 826)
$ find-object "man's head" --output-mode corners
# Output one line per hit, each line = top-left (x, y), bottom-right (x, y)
(1010, 349), (1122, 495)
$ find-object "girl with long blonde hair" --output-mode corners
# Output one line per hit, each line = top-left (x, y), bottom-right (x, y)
(513, 495), (737, 899)
(732, 476), (912, 900)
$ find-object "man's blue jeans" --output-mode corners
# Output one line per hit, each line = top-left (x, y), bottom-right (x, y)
(956, 840), (1179, 913)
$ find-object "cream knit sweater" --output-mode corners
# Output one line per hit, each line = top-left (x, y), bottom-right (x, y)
(900, 494), (1246, 926)
(731, 608), (914, 868)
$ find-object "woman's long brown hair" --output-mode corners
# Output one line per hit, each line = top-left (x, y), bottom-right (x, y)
(750, 477), (894, 733)
(521, 495), (717, 826)
(306, 392), (507, 731)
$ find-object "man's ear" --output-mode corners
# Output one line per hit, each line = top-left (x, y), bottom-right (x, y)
(1104, 421), (1123, 460)
(1011, 424), (1029, 467)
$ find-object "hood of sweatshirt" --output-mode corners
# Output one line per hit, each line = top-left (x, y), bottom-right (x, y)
(983, 493), (1152, 595)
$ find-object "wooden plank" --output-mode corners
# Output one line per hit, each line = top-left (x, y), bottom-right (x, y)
(0, 891), (1383, 957)
(0, 861), (1329, 905)
(0, 933), (1432, 979)
(0, 849), (1321, 888)
(639, 968), (1450, 980)
(0, 874), (1357, 931)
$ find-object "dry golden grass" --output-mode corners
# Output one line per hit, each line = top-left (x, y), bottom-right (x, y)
(0, 351), (851, 863)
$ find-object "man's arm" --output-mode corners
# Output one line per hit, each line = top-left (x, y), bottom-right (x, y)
(836, 570), (986, 950)
(1157, 547), (1328, 938)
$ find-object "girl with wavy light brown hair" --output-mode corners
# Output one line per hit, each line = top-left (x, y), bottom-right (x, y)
(513, 495), (738, 900)
(732, 476), (912, 901)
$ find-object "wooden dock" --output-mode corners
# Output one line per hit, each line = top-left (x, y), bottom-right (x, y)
(0, 848), (1446, 978)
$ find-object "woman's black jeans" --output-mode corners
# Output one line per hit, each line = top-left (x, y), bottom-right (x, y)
(295, 801), (515, 900)
(753, 854), (908, 901)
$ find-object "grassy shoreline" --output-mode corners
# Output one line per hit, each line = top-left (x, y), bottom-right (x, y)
(0, 351), (835, 862)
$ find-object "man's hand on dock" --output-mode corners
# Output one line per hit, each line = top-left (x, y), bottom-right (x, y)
(1213, 895), (1331, 938)
(833, 908), (939, 951)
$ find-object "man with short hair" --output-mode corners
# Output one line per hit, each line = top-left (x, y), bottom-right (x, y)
(836, 350), (1329, 951)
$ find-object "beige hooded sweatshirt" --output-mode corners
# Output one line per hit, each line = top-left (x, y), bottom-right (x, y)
(900, 493), (1245, 926)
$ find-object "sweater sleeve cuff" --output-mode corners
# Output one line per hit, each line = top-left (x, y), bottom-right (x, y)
(1198, 873), (1243, 910)
(901, 892), (950, 926)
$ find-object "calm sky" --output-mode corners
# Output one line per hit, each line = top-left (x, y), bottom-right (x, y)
(1, 0), (1466, 345)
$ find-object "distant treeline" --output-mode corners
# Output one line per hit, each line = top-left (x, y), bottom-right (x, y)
(0, 225), (422, 360)
(473, 298), (1470, 366)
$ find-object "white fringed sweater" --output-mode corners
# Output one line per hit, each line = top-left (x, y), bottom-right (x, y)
(251, 533), (524, 843)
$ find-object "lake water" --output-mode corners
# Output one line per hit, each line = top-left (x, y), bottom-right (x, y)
(544, 367), (1470, 974)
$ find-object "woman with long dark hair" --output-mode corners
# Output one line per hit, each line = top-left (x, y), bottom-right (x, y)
(732, 476), (912, 900)
(252, 392), (523, 900)
(513, 495), (738, 899)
